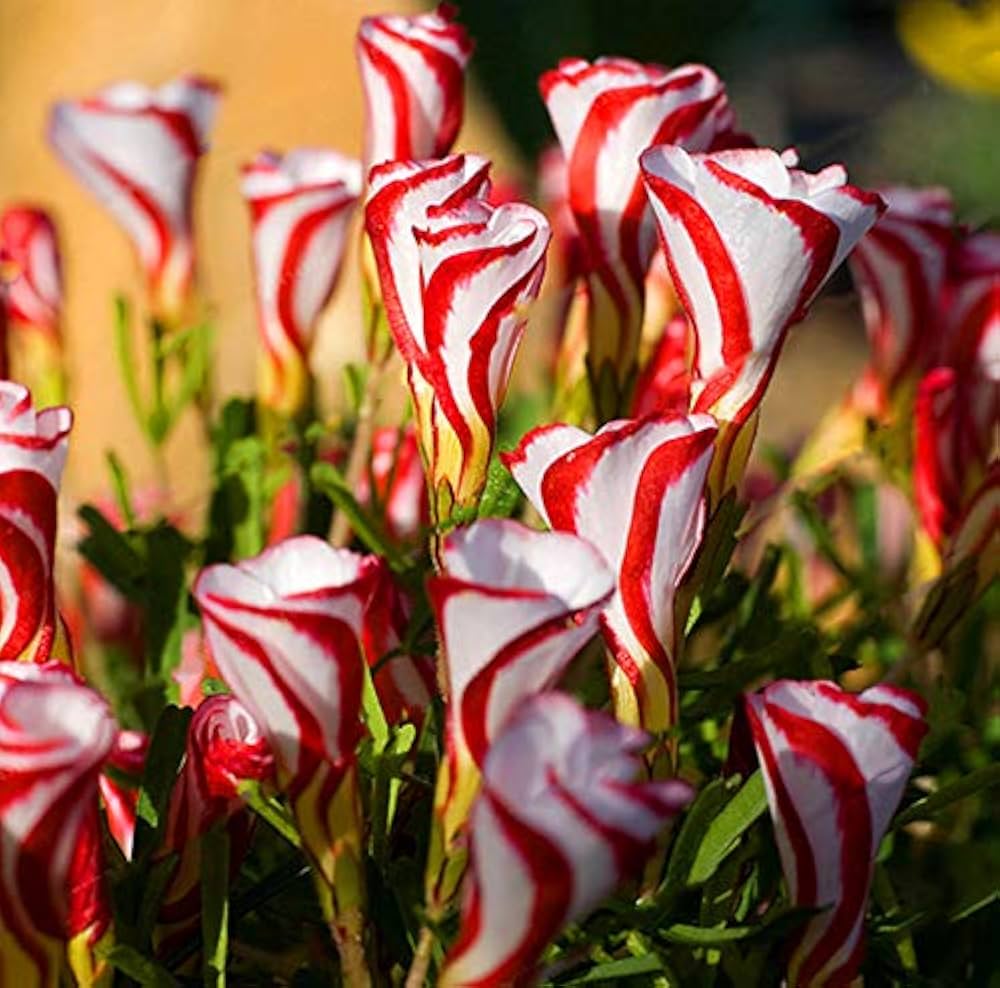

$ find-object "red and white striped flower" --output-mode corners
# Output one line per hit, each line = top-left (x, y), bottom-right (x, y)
(0, 207), (62, 337)
(440, 692), (693, 987)
(0, 381), (73, 664)
(98, 729), (149, 860)
(504, 414), (717, 735)
(540, 58), (735, 417)
(242, 149), (362, 416)
(49, 75), (220, 325)
(0, 661), (118, 988)
(914, 231), (999, 556)
(157, 695), (273, 954)
(193, 536), (377, 942)
(363, 558), (435, 725)
(641, 145), (883, 496)
(425, 519), (614, 902)
(0, 290), (9, 380)
(744, 680), (927, 988)
(366, 155), (550, 515)
(355, 423), (428, 543)
(632, 313), (694, 417)
(356, 5), (473, 172)
(848, 186), (954, 412)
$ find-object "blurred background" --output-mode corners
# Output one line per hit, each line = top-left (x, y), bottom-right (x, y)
(1, 0), (997, 502)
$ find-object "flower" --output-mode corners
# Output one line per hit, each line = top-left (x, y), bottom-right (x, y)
(504, 414), (717, 735)
(49, 75), (220, 325)
(356, 5), (473, 172)
(0, 207), (62, 338)
(0, 661), (118, 988)
(744, 680), (927, 988)
(540, 58), (735, 418)
(641, 145), (883, 497)
(97, 729), (149, 860)
(355, 423), (428, 543)
(0, 381), (73, 663)
(242, 149), (362, 416)
(363, 558), (435, 725)
(193, 537), (378, 946)
(440, 692), (692, 986)
(157, 696), (273, 955)
(365, 155), (550, 516)
(425, 519), (614, 907)
(848, 186), (954, 413)
(631, 313), (693, 417)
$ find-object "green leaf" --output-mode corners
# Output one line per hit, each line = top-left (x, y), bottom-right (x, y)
(362, 660), (390, 754)
(223, 436), (267, 560)
(561, 953), (665, 983)
(77, 505), (146, 602)
(106, 451), (137, 529)
(168, 322), (214, 427)
(142, 523), (191, 677)
(238, 781), (302, 849)
(133, 705), (192, 862)
(99, 943), (180, 988)
(660, 921), (758, 945)
(343, 362), (370, 415)
(477, 457), (522, 520)
(201, 826), (230, 988)
(688, 772), (767, 886)
(894, 763), (1000, 828)
(311, 461), (407, 570)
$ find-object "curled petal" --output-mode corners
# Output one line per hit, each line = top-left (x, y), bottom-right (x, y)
(356, 4), (473, 171)
(641, 145), (883, 493)
(0, 661), (117, 987)
(355, 423), (429, 543)
(540, 58), (735, 412)
(48, 76), (219, 324)
(0, 207), (62, 337)
(744, 680), (927, 988)
(157, 695), (272, 954)
(848, 185), (954, 404)
(242, 148), (361, 416)
(632, 313), (694, 417)
(441, 692), (692, 986)
(504, 414), (716, 734)
(366, 156), (550, 511)
(0, 381), (73, 663)
(98, 729), (149, 860)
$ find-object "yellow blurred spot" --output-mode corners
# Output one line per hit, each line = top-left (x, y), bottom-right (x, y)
(898, 0), (1000, 96)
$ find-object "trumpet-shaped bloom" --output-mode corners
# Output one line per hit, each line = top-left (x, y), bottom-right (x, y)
(425, 519), (613, 900)
(0, 661), (117, 988)
(157, 695), (273, 954)
(540, 57), (735, 416)
(848, 186), (954, 409)
(49, 75), (219, 324)
(440, 692), (693, 987)
(744, 680), (927, 988)
(356, 5), (473, 172)
(504, 414), (717, 734)
(641, 146), (883, 494)
(193, 536), (377, 926)
(0, 382), (73, 663)
(0, 207), (62, 337)
(242, 149), (361, 416)
(366, 155), (550, 515)
(97, 729), (148, 860)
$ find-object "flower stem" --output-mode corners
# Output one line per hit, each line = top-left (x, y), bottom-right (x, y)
(404, 925), (435, 988)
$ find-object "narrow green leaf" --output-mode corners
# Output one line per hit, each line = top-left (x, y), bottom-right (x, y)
(112, 295), (150, 442)
(894, 763), (1000, 828)
(100, 944), (179, 987)
(660, 921), (756, 945)
(562, 953), (665, 983)
(343, 362), (370, 415)
(106, 451), (137, 529)
(238, 781), (302, 848)
(133, 705), (192, 861)
(477, 457), (522, 520)
(688, 772), (767, 886)
(77, 505), (146, 602)
(362, 660), (390, 754)
(169, 322), (214, 426)
(201, 826), (230, 988)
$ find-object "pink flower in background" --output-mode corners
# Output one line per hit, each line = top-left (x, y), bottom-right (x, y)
(366, 155), (550, 514)
(540, 57), (734, 416)
(744, 680), (927, 988)
(641, 145), (883, 496)
(49, 75), (220, 325)
(505, 414), (716, 735)
(0, 207), (63, 337)
(0, 661), (118, 987)
(356, 5), (473, 173)
(440, 692), (692, 986)
(355, 423), (428, 543)
(242, 148), (361, 416)
(848, 186), (954, 412)
(0, 381), (73, 664)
